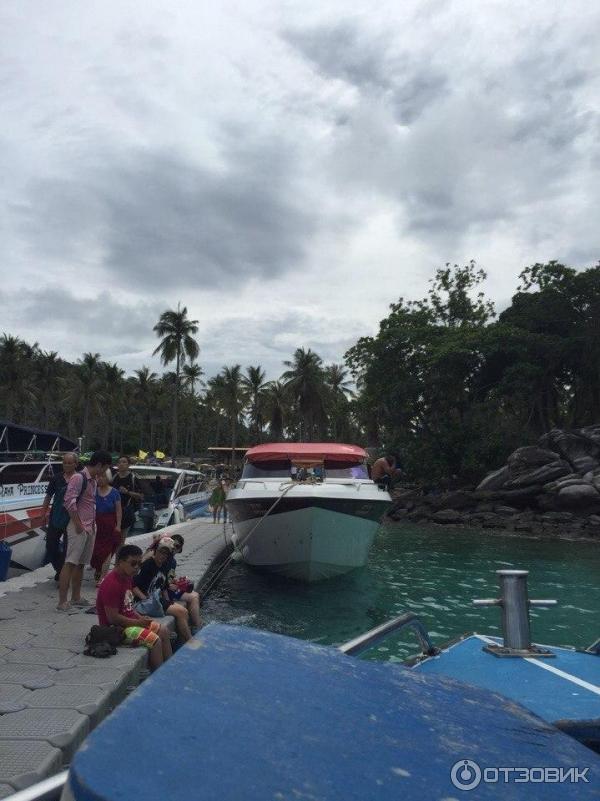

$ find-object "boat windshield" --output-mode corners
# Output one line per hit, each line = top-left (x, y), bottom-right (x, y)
(242, 460), (291, 479)
(241, 459), (369, 480)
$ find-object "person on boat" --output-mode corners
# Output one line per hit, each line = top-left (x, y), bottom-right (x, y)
(91, 472), (122, 585)
(96, 543), (172, 672)
(112, 455), (144, 545)
(210, 480), (226, 523)
(132, 540), (193, 643)
(371, 454), (402, 490)
(57, 450), (113, 612)
(41, 451), (78, 580)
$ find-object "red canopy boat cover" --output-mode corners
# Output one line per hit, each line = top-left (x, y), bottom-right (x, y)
(245, 443), (367, 463)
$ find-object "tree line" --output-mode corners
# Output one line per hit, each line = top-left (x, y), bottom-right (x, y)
(1, 260), (599, 483)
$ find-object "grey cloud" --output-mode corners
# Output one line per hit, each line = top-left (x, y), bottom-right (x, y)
(284, 21), (448, 124)
(0, 286), (164, 371)
(15, 135), (318, 291)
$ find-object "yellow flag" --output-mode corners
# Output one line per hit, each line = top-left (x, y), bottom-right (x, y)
(138, 450), (148, 460)
(155, 450), (166, 460)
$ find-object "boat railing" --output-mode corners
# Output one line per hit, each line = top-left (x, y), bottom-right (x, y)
(3, 770), (68, 801)
(339, 612), (440, 658)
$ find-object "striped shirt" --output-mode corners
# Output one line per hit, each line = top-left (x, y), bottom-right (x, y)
(64, 467), (97, 530)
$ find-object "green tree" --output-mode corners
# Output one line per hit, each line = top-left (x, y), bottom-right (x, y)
(242, 365), (268, 443)
(282, 348), (327, 441)
(153, 305), (199, 463)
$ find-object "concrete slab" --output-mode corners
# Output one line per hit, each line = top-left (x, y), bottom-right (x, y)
(0, 783), (15, 799)
(5, 648), (79, 669)
(27, 632), (86, 652)
(0, 604), (18, 620)
(0, 664), (56, 689)
(0, 708), (89, 763)
(25, 685), (113, 729)
(0, 740), (63, 790)
(0, 645), (10, 660)
(0, 628), (35, 649)
(0, 684), (30, 714)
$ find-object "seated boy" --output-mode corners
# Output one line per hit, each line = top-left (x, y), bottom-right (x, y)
(96, 544), (172, 672)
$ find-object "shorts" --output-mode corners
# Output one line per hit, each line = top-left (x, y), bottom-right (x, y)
(123, 620), (160, 649)
(65, 521), (96, 565)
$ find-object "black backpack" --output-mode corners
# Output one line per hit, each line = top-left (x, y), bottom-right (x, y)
(84, 624), (123, 658)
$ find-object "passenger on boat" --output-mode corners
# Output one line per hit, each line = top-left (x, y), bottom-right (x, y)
(132, 541), (194, 642)
(112, 455), (144, 545)
(371, 454), (402, 490)
(58, 450), (112, 612)
(91, 472), (122, 586)
(42, 451), (78, 580)
(96, 544), (172, 672)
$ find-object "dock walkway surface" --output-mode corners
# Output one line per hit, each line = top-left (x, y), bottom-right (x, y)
(0, 519), (230, 798)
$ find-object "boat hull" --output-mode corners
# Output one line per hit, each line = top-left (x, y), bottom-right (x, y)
(227, 485), (390, 582)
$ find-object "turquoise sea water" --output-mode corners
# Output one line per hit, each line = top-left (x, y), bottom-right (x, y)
(202, 525), (600, 661)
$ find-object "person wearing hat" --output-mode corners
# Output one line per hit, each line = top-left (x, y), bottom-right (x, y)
(132, 539), (193, 642)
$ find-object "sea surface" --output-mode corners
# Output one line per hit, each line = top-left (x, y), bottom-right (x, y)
(202, 524), (600, 661)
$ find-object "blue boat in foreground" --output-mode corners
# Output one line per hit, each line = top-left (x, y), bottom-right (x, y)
(61, 570), (599, 800)
(13, 570), (600, 800)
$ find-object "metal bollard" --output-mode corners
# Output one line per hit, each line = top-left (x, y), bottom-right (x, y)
(473, 570), (557, 658)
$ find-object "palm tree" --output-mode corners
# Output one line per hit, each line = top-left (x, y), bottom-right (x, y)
(74, 352), (104, 442)
(282, 348), (327, 441)
(324, 364), (355, 440)
(102, 362), (126, 450)
(35, 351), (62, 428)
(153, 305), (199, 464)
(0, 334), (37, 422)
(130, 367), (158, 449)
(263, 380), (288, 440)
(213, 365), (247, 463)
(182, 362), (204, 395)
(242, 365), (267, 443)
(182, 361), (204, 457)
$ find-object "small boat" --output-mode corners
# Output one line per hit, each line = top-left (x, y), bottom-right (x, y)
(226, 443), (392, 582)
(0, 420), (76, 570)
(127, 465), (210, 530)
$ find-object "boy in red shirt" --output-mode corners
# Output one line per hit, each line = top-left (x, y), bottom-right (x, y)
(97, 544), (172, 671)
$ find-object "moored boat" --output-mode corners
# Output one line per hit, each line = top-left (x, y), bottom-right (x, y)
(0, 421), (76, 570)
(226, 443), (392, 581)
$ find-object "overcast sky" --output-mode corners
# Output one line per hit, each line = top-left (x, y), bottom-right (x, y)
(1, 0), (599, 380)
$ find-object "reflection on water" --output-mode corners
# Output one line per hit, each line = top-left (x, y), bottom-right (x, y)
(202, 525), (600, 661)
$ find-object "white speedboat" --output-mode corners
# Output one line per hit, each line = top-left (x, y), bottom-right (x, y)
(226, 443), (392, 582)
(0, 420), (76, 570)
(127, 465), (210, 530)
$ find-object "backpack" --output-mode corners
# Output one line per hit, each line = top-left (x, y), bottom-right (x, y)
(84, 624), (123, 658)
(52, 471), (89, 529)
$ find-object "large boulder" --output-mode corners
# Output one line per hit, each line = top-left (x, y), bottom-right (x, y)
(538, 429), (600, 473)
(431, 509), (464, 524)
(429, 491), (477, 511)
(504, 460), (572, 489)
(476, 465), (510, 491)
(507, 446), (559, 475)
(556, 484), (600, 509)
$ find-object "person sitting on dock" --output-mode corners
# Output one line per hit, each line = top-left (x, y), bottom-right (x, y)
(57, 450), (113, 611)
(132, 540), (194, 643)
(371, 453), (403, 490)
(164, 534), (202, 634)
(96, 544), (172, 672)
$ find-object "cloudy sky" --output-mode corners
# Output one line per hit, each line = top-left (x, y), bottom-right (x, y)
(1, 0), (599, 379)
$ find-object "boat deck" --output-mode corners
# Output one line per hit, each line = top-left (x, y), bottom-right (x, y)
(65, 624), (600, 800)
(414, 634), (600, 746)
(0, 519), (231, 797)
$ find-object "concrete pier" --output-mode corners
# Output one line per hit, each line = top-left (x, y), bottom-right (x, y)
(0, 519), (231, 797)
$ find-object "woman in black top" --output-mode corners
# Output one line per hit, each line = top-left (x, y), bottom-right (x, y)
(132, 544), (192, 642)
(112, 456), (144, 545)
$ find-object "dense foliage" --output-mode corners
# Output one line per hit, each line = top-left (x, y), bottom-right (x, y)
(346, 261), (600, 483)
(1, 260), (598, 481)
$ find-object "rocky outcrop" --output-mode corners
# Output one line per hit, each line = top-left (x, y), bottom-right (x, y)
(385, 425), (600, 539)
